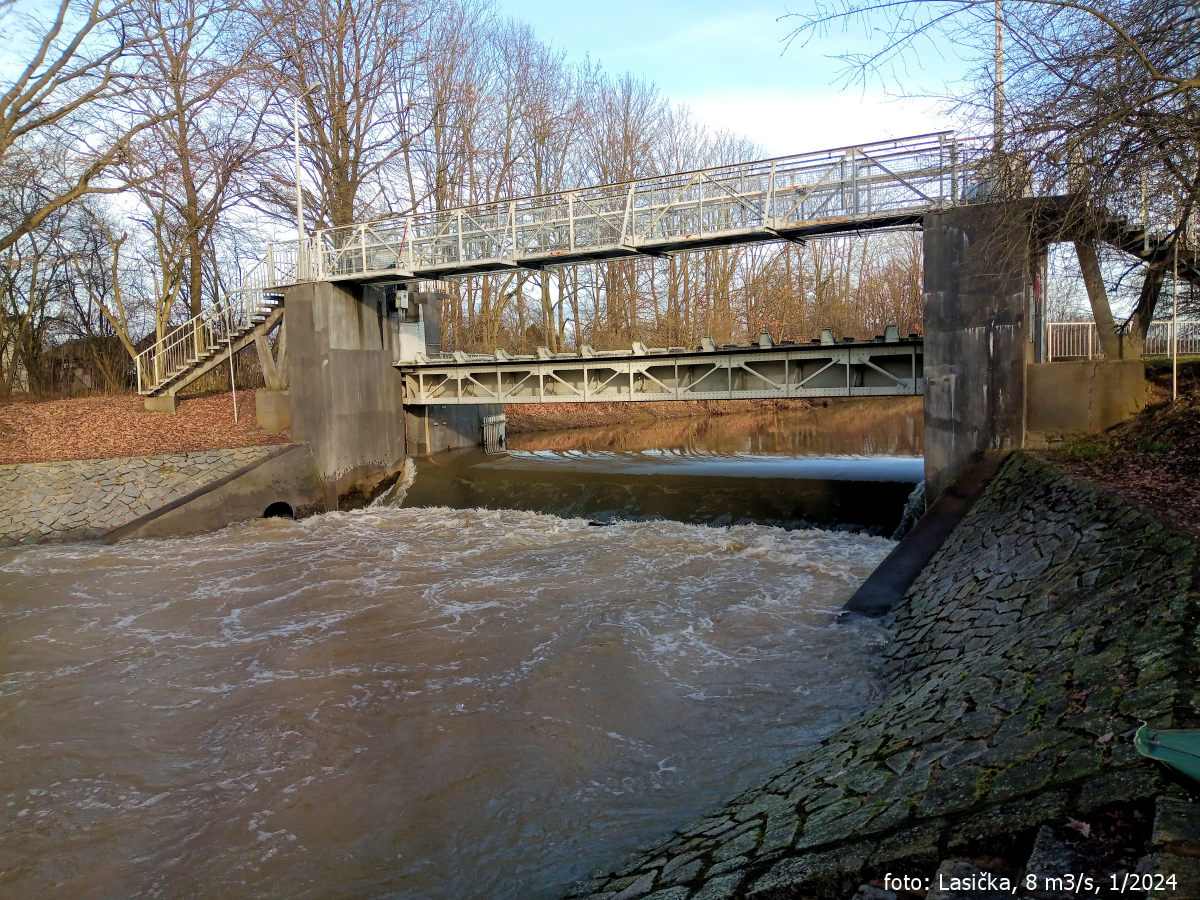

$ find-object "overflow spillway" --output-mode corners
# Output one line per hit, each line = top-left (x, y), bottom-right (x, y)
(394, 449), (923, 534)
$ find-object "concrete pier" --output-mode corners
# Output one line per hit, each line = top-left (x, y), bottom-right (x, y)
(286, 280), (409, 505)
(922, 202), (1036, 498)
(284, 280), (498, 504)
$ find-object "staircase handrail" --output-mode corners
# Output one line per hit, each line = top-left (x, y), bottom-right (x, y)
(135, 243), (299, 394)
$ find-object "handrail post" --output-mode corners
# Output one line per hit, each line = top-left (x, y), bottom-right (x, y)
(851, 147), (860, 216)
(622, 183), (635, 242)
(951, 140), (960, 202)
(768, 160), (776, 224)
(510, 200), (517, 256)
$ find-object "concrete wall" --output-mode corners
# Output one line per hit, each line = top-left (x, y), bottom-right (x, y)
(104, 443), (325, 543)
(923, 202), (1035, 498)
(404, 403), (502, 457)
(1027, 359), (1147, 443)
(287, 280), (408, 505)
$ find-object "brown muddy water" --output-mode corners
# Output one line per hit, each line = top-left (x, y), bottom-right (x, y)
(0, 401), (917, 899)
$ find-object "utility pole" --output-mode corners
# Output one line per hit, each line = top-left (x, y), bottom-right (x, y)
(994, 0), (1004, 155)
(294, 95), (305, 280)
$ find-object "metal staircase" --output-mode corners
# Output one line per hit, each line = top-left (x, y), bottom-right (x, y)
(136, 244), (301, 398)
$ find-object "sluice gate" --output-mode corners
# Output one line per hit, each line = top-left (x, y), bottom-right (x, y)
(397, 327), (921, 405)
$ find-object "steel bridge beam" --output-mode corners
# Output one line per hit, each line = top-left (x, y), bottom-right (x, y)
(397, 334), (923, 405)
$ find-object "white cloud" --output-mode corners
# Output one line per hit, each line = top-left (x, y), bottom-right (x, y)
(681, 86), (965, 158)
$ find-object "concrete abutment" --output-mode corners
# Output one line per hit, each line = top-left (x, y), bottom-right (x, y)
(284, 279), (497, 505)
(922, 201), (1036, 499)
(922, 200), (1147, 496)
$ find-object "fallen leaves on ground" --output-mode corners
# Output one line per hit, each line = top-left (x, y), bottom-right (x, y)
(1052, 367), (1200, 544)
(0, 392), (288, 465)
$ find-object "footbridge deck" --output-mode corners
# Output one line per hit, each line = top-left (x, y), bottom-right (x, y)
(397, 328), (922, 405)
(308, 132), (986, 283)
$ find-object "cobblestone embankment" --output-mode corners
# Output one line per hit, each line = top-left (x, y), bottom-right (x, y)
(568, 453), (1199, 899)
(0, 447), (274, 546)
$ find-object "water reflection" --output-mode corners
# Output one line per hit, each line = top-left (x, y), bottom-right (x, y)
(508, 398), (923, 457)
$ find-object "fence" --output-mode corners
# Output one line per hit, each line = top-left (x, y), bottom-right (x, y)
(1045, 320), (1200, 360)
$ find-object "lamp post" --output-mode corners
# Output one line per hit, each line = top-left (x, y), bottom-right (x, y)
(993, 0), (1004, 156)
(294, 96), (304, 277)
(293, 86), (317, 279)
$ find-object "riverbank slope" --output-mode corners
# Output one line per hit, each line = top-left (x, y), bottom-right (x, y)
(568, 451), (1199, 898)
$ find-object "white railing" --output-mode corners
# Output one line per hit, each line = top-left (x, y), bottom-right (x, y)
(309, 132), (989, 281)
(1046, 320), (1200, 361)
(136, 243), (300, 394)
(1046, 322), (1105, 360)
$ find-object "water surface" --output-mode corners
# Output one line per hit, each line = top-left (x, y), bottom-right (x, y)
(1, 398), (918, 898)
(0, 506), (891, 899)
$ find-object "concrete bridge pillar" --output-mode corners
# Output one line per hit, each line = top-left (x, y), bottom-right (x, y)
(923, 201), (1038, 498)
(284, 280), (499, 505)
(285, 280), (408, 506)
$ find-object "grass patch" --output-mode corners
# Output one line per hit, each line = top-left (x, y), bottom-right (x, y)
(1060, 437), (1111, 461)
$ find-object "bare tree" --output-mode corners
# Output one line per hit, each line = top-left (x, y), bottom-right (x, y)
(120, 0), (272, 320)
(0, 0), (234, 256)
(784, 0), (1200, 346)
(251, 0), (430, 231)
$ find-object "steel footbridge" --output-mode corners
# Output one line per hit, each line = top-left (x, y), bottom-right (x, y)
(137, 132), (986, 400)
(307, 132), (984, 282)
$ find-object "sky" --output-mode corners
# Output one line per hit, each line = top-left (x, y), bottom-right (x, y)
(494, 0), (979, 159)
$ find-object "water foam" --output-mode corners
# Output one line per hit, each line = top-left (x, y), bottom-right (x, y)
(0, 503), (894, 900)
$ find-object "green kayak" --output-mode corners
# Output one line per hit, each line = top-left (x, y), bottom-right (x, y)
(1134, 724), (1200, 784)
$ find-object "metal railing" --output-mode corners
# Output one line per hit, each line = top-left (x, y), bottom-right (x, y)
(1046, 320), (1200, 360)
(136, 243), (300, 394)
(309, 132), (988, 282)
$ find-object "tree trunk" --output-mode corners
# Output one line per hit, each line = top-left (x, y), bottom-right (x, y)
(1073, 240), (1121, 359)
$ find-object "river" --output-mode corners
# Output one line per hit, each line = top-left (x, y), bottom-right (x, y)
(0, 399), (919, 899)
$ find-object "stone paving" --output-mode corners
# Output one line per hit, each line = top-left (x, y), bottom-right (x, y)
(567, 453), (1199, 899)
(0, 447), (274, 546)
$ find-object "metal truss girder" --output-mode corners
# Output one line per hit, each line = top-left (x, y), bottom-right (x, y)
(398, 341), (923, 405)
